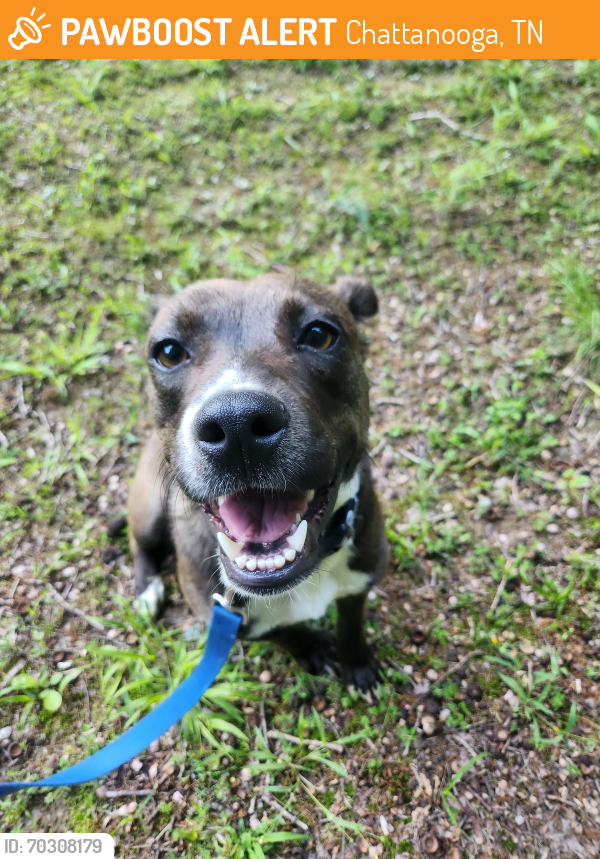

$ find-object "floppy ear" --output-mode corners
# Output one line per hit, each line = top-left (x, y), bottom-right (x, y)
(332, 276), (378, 320)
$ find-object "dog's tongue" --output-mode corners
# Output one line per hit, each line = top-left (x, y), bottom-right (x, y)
(219, 490), (308, 544)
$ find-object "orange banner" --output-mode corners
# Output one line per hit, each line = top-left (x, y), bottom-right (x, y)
(0, 0), (595, 59)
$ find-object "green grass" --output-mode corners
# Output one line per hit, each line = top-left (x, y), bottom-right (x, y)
(0, 306), (108, 400)
(551, 256), (600, 369)
(89, 601), (261, 744)
(2, 58), (600, 857)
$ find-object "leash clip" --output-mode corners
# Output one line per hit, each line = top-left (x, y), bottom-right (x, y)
(213, 591), (248, 627)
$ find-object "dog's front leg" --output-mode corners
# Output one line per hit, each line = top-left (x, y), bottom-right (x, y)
(127, 431), (171, 618)
(336, 592), (380, 692)
(269, 623), (336, 676)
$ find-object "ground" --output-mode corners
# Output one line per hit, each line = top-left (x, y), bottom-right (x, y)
(2, 58), (600, 859)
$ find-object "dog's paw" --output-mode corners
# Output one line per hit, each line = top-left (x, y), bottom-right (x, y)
(133, 577), (165, 620)
(295, 631), (337, 676)
(342, 656), (382, 694)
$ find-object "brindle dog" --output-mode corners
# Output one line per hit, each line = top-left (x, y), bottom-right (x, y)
(128, 274), (387, 691)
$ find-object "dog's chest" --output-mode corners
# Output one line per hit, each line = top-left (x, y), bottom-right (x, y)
(245, 542), (369, 638)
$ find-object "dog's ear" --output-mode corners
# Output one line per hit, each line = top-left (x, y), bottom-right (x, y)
(332, 276), (378, 320)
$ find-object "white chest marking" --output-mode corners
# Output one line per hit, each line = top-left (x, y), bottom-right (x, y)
(333, 471), (360, 512)
(245, 542), (369, 638)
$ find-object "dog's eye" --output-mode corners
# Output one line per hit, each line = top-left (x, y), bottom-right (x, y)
(154, 340), (189, 369)
(299, 323), (338, 351)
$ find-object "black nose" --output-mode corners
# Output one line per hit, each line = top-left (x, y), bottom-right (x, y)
(195, 391), (289, 468)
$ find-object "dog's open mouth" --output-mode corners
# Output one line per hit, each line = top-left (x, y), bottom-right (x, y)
(203, 482), (334, 592)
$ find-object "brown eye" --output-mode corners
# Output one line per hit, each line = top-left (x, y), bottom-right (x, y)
(300, 323), (338, 351)
(154, 340), (189, 368)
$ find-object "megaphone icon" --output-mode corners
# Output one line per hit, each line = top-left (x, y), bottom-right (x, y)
(8, 11), (49, 50)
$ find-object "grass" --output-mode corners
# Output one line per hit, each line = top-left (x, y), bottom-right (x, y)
(89, 600), (260, 745)
(2, 58), (600, 857)
(440, 752), (488, 824)
(0, 306), (108, 400)
(551, 256), (600, 369)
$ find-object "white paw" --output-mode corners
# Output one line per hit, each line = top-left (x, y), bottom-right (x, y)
(133, 577), (165, 620)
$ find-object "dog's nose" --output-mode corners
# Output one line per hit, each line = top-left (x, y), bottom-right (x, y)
(195, 391), (289, 464)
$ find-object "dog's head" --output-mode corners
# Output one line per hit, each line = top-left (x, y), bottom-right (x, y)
(147, 274), (377, 597)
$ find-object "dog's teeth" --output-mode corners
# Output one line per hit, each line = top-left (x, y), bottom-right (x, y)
(287, 519), (307, 553)
(217, 531), (245, 561)
(306, 490), (315, 502)
(235, 555), (247, 569)
(274, 554), (285, 569)
(218, 496), (226, 506)
(257, 558), (266, 571)
(265, 556), (274, 570)
(283, 548), (296, 563)
(295, 513), (301, 525)
(246, 557), (257, 572)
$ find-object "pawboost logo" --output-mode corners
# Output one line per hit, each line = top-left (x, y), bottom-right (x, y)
(8, 7), (50, 50)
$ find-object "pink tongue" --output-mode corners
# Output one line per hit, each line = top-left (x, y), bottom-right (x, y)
(219, 491), (307, 544)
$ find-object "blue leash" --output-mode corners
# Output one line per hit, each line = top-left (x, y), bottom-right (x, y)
(0, 603), (243, 798)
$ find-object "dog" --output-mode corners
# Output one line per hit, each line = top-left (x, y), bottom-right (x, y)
(127, 273), (388, 691)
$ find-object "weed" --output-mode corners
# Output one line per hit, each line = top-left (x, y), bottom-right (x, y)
(0, 307), (108, 399)
(211, 817), (308, 858)
(491, 649), (575, 746)
(441, 753), (488, 824)
(0, 665), (85, 723)
(67, 61), (109, 109)
(550, 256), (600, 366)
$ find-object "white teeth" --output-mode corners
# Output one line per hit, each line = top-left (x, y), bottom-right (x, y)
(218, 496), (226, 506)
(287, 519), (307, 553)
(295, 513), (301, 525)
(217, 531), (245, 561)
(307, 489), (315, 501)
(229, 541), (301, 574)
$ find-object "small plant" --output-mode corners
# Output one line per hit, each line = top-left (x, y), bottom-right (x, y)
(329, 184), (369, 228)
(67, 61), (109, 109)
(492, 649), (574, 747)
(212, 817), (308, 858)
(565, 113), (600, 167)
(0, 307), (108, 399)
(550, 255), (600, 367)
(0, 665), (85, 723)
(247, 725), (367, 837)
(441, 753), (488, 823)
(530, 567), (580, 619)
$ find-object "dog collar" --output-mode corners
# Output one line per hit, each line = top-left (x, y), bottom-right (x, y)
(319, 474), (361, 556)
